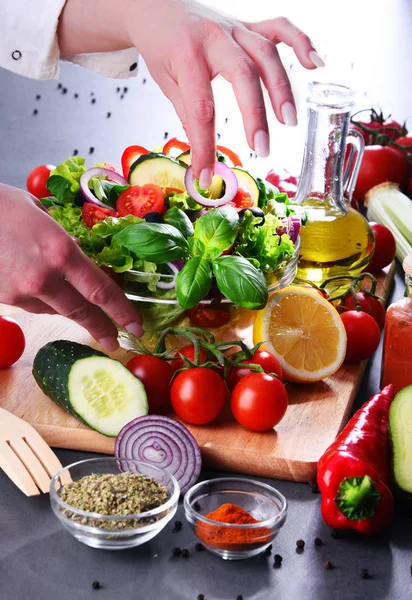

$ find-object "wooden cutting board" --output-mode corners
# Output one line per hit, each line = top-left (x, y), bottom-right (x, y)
(0, 264), (395, 483)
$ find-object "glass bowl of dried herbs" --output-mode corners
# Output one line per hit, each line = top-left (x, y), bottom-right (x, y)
(184, 477), (287, 560)
(50, 458), (180, 550)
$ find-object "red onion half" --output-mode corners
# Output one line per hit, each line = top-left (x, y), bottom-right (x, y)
(279, 216), (301, 244)
(184, 162), (238, 207)
(115, 415), (202, 494)
(80, 167), (129, 208)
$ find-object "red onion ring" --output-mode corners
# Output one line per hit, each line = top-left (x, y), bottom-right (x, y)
(156, 261), (183, 290)
(184, 162), (238, 207)
(80, 167), (129, 208)
(115, 415), (202, 494)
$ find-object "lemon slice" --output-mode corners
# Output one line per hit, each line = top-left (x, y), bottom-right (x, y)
(253, 286), (347, 383)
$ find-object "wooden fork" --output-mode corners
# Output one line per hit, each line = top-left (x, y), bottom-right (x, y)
(0, 408), (69, 496)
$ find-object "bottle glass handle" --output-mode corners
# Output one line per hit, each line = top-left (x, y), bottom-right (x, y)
(343, 129), (365, 201)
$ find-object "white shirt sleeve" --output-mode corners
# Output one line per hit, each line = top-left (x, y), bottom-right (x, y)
(0, 0), (139, 80)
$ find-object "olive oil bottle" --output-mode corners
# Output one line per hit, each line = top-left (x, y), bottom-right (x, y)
(294, 82), (374, 287)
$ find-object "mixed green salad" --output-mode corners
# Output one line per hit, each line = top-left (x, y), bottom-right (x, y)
(41, 140), (303, 330)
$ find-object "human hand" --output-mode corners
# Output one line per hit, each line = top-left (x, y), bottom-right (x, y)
(125, 0), (323, 187)
(0, 184), (143, 350)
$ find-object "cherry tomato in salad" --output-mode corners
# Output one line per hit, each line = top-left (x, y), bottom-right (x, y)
(216, 145), (243, 167)
(229, 188), (254, 211)
(364, 222), (396, 272)
(26, 164), (55, 199)
(187, 305), (231, 329)
(339, 292), (386, 330)
(126, 355), (174, 412)
(230, 373), (288, 432)
(0, 316), (25, 369)
(354, 145), (408, 201)
(227, 349), (283, 391)
(103, 162), (122, 175)
(171, 367), (227, 425)
(121, 145), (149, 179)
(340, 311), (381, 363)
(163, 138), (191, 156)
(116, 184), (164, 218)
(82, 203), (118, 228)
(351, 110), (405, 146)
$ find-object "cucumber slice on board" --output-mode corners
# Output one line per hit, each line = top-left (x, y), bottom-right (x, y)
(232, 167), (260, 206)
(33, 341), (148, 437)
(176, 151), (223, 199)
(389, 385), (412, 497)
(129, 153), (187, 191)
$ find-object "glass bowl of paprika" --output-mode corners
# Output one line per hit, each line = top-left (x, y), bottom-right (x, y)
(184, 477), (287, 560)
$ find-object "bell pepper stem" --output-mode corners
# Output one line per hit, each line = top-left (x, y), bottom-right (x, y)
(335, 475), (381, 521)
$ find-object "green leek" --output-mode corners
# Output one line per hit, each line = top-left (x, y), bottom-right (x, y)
(366, 183), (412, 262)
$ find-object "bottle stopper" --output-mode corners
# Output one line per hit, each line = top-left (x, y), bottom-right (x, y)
(402, 253), (412, 277)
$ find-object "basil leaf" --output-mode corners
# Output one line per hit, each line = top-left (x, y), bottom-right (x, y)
(194, 205), (239, 252)
(46, 175), (71, 203)
(164, 208), (194, 238)
(188, 237), (206, 257)
(212, 255), (268, 309)
(176, 257), (212, 309)
(114, 222), (188, 264)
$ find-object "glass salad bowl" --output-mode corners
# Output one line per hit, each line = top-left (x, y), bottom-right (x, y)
(118, 237), (300, 352)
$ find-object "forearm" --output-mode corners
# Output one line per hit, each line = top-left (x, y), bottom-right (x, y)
(57, 0), (134, 55)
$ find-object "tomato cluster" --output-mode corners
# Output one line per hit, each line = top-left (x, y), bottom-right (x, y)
(127, 346), (288, 432)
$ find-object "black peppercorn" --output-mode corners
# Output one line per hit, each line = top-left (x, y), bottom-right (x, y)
(181, 549), (189, 558)
(195, 543), (203, 552)
(309, 480), (320, 494)
(197, 595), (205, 600)
(164, 132), (168, 139)
(142, 78), (147, 84)
(225, 117), (228, 123)
(36, 94), (41, 100)
(129, 62), (138, 72)
(174, 520), (183, 531)
(236, 596), (243, 600)
(73, 149), (78, 156)
(296, 539), (305, 549)
(314, 537), (323, 547)
(116, 87), (121, 93)
(89, 147), (95, 155)
(74, 93), (79, 99)
(123, 86), (128, 93)
(92, 581), (100, 590)
(410, 564), (412, 577)
(120, 94), (124, 99)
(91, 98), (96, 104)
(360, 568), (370, 579)
(324, 560), (333, 570)
(57, 83), (62, 89)
(90, 92), (94, 96)
(274, 554), (283, 565)
(331, 529), (342, 540)
(32, 109), (38, 116)
(264, 545), (272, 557)
(62, 87), (67, 94)
(106, 112), (111, 118)
(249, 153), (253, 158)
(172, 547), (181, 557)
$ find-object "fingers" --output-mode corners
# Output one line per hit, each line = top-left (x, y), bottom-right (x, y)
(14, 299), (57, 315)
(39, 275), (123, 352)
(176, 58), (216, 186)
(62, 246), (144, 342)
(209, 37), (269, 157)
(233, 28), (296, 127)
(246, 17), (324, 70)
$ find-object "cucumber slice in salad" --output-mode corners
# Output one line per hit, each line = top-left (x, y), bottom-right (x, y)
(232, 167), (260, 206)
(129, 153), (187, 191)
(33, 341), (148, 437)
(176, 151), (223, 199)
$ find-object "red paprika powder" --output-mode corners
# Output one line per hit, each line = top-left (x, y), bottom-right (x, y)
(196, 503), (271, 549)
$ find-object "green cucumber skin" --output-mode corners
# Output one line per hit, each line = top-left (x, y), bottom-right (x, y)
(32, 340), (106, 420)
(389, 385), (412, 510)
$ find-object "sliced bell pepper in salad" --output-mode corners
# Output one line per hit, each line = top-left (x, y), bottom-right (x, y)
(121, 145), (149, 179)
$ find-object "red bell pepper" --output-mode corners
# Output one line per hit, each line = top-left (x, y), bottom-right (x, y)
(121, 145), (149, 179)
(317, 384), (394, 535)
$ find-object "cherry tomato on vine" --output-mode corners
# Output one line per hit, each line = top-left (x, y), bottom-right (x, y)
(365, 222), (397, 272)
(126, 355), (174, 412)
(187, 305), (231, 329)
(171, 367), (227, 425)
(26, 164), (55, 199)
(351, 112), (404, 146)
(302, 284), (329, 299)
(0, 316), (25, 369)
(231, 373), (288, 432)
(340, 311), (381, 363)
(172, 345), (208, 371)
(340, 292), (386, 330)
(116, 184), (164, 218)
(354, 146), (408, 201)
(82, 203), (118, 228)
(227, 349), (283, 391)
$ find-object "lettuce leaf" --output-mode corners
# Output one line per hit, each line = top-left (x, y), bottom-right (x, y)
(165, 191), (202, 211)
(47, 157), (87, 203)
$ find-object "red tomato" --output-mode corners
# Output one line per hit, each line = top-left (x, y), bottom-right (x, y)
(229, 188), (254, 211)
(354, 146), (409, 201)
(26, 164), (55, 199)
(163, 138), (191, 156)
(340, 311), (381, 363)
(171, 367), (227, 425)
(302, 284), (329, 299)
(82, 203), (118, 228)
(394, 135), (412, 151)
(230, 373), (288, 432)
(351, 110), (404, 146)
(172, 345), (208, 371)
(409, 177), (412, 199)
(103, 162), (122, 175)
(340, 292), (386, 330)
(216, 145), (243, 167)
(0, 316), (25, 369)
(187, 305), (231, 329)
(126, 355), (174, 412)
(121, 145), (149, 179)
(165, 187), (184, 195)
(116, 184), (164, 218)
(366, 222), (397, 272)
(227, 350), (283, 391)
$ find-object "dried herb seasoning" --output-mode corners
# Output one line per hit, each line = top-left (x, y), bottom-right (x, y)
(324, 560), (333, 570)
(314, 537), (323, 547)
(92, 581), (101, 590)
(59, 472), (168, 530)
(296, 539), (305, 549)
